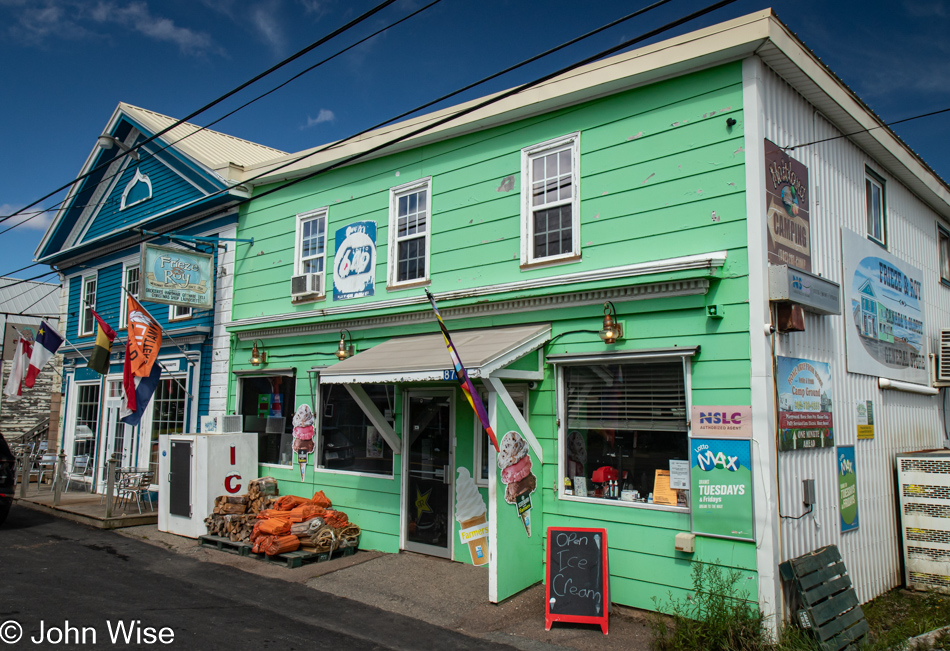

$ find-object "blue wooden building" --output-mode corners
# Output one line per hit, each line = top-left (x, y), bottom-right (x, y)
(35, 103), (283, 488)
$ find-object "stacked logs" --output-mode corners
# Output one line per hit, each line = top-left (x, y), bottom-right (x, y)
(204, 477), (280, 543)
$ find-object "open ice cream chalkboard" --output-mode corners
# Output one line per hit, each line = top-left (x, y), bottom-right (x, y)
(545, 527), (609, 635)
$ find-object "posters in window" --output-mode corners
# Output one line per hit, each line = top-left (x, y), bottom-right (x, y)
(764, 139), (811, 271)
(777, 356), (834, 451)
(333, 221), (376, 301)
(690, 438), (754, 541)
(841, 227), (927, 385)
(140, 243), (213, 309)
(838, 446), (859, 532)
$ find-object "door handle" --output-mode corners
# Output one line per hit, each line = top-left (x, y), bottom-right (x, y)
(443, 465), (451, 485)
(167, 473), (173, 483)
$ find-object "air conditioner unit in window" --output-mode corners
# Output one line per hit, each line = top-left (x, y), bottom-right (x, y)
(221, 415), (243, 433)
(939, 329), (950, 382)
(291, 273), (322, 298)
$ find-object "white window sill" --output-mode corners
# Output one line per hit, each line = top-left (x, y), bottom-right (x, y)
(520, 253), (582, 272)
(559, 492), (690, 514)
(314, 466), (395, 480)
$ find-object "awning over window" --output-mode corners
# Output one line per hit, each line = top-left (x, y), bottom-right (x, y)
(318, 324), (551, 384)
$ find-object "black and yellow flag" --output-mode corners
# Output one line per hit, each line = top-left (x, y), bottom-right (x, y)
(87, 310), (117, 375)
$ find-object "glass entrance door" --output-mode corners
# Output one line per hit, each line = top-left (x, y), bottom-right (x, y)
(99, 380), (134, 490)
(403, 392), (454, 558)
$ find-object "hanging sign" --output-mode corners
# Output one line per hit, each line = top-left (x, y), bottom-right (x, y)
(777, 356), (834, 451)
(838, 446), (859, 532)
(545, 527), (609, 635)
(333, 221), (376, 301)
(841, 227), (927, 385)
(764, 139), (811, 271)
(141, 243), (213, 309)
(690, 438), (754, 541)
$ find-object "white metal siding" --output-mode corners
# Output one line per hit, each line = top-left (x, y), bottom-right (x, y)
(759, 62), (949, 604)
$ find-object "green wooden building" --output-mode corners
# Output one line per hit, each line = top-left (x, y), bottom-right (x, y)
(225, 10), (950, 625)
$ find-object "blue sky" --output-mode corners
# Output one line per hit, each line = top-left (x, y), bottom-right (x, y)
(3, 0), (950, 284)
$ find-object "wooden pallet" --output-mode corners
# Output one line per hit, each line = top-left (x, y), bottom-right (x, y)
(199, 535), (251, 556)
(246, 543), (358, 569)
(779, 545), (868, 651)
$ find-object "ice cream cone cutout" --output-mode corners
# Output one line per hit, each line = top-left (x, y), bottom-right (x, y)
(292, 404), (316, 481)
(498, 431), (536, 537)
(456, 468), (489, 565)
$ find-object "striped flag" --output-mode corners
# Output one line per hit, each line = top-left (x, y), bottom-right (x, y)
(87, 310), (117, 375)
(2, 337), (33, 402)
(425, 289), (499, 452)
(24, 321), (63, 388)
(119, 341), (162, 427)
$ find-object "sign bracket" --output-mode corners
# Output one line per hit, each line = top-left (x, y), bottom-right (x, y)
(137, 228), (254, 253)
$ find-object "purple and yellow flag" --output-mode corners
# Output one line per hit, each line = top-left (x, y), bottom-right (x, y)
(425, 289), (498, 452)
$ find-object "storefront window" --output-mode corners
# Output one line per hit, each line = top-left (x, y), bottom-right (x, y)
(561, 360), (688, 507)
(74, 383), (100, 459)
(318, 383), (394, 476)
(240, 375), (296, 465)
(150, 377), (187, 469)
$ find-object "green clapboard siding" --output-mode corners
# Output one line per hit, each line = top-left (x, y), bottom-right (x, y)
(230, 60), (756, 612)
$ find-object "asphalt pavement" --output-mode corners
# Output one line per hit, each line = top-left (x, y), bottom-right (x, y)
(0, 506), (523, 650)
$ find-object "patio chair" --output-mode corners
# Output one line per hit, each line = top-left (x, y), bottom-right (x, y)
(64, 454), (93, 492)
(116, 471), (153, 514)
(35, 453), (58, 491)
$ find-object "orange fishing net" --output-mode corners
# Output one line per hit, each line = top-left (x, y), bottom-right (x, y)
(311, 490), (332, 509)
(323, 510), (349, 528)
(258, 518), (291, 536)
(264, 534), (300, 556)
(274, 495), (311, 511)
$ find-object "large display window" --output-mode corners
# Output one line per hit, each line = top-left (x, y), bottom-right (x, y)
(317, 383), (394, 476)
(240, 374), (296, 466)
(558, 357), (690, 509)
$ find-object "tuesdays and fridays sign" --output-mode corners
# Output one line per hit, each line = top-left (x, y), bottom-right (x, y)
(141, 243), (213, 309)
(690, 438), (754, 541)
(777, 356), (834, 451)
(765, 139), (811, 271)
(838, 446), (859, 533)
(333, 221), (376, 301)
(841, 227), (927, 385)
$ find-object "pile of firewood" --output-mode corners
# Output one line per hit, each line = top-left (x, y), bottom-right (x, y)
(204, 477), (280, 542)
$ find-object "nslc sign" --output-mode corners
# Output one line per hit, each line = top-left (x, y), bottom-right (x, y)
(690, 406), (752, 439)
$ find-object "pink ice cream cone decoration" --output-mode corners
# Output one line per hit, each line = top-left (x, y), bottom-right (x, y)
(292, 404), (315, 481)
(498, 431), (536, 537)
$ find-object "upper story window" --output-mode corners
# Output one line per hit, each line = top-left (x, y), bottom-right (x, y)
(940, 225), (950, 285)
(293, 208), (327, 299)
(866, 168), (886, 246)
(169, 305), (192, 322)
(388, 178), (431, 288)
(521, 133), (581, 266)
(119, 264), (140, 328)
(79, 274), (97, 336)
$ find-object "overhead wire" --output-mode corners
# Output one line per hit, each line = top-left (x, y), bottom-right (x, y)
(0, 0), (402, 225)
(0, 0), (447, 236)
(10, 0), (736, 284)
(783, 106), (950, 151)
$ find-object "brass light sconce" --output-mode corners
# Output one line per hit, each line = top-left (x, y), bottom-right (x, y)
(336, 329), (355, 360)
(598, 301), (624, 344)
(249, 340), (267, 366)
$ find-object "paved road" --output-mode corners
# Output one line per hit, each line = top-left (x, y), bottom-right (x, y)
(0, 506), (519, 650)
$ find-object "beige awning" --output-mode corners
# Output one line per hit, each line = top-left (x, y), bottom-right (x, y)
(318, 324), (551, 384)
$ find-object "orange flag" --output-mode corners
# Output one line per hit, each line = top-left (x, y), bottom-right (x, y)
(126, 296), (163, 377)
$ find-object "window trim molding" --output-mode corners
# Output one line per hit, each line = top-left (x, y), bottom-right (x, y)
(554, 351), (694, 512)
(78, 272), (99, 336)
(865, 166), (887, 248)
(235, 371), (296, 468)
(119, 261), (140, 329)
(939, 223), (950, 287)
(168, 304), (193, 322)
(520, 132), (581, 267)
(294, 206), (329, 283)
(387, 176), (432, 290)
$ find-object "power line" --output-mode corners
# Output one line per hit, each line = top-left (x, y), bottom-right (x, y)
(783, 106), (950, 152)
(1, 262), (46, 280)
(0, 0), (446, 237)
(20, 283), (61, 314)
(0, 0), (401, 225)
(1, 272), (59, 304)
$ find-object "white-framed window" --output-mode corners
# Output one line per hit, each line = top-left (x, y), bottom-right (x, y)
(388, 177), (431, 288)
(474, 387), (527, 487)
(940, 225), (950, 285)
(556, 354), (691, 510)
(295, 207), (328, 279)
(521, 133), (581, 266)
(79, 274), (98, 336)
(866, 168), (886, 246)
(169, 304), (192, 321)
(237, 373), (296, 466)
(73, 382), (101, 460)
(119, 263), (140, 329)
(316, 380), (395, 477)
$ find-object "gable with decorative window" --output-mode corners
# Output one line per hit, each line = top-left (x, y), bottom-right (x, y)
(521, 133), (581, 266)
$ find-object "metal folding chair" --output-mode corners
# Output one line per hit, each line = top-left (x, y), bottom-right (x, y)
(64, 454), (93, 492)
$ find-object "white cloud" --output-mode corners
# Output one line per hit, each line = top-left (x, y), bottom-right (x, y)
(0, 204), (54, 231)
(302, 109), (336, 129)
(251, 4), (283, 52)
(91, 1), (219, 56)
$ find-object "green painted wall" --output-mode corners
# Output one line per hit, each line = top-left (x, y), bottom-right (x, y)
(229, 60), (756, 612)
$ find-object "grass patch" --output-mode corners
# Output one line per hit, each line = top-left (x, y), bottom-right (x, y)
(862, 589), (950, 650)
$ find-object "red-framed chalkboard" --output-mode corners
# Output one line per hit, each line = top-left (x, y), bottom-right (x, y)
(545, 527), (609, 635)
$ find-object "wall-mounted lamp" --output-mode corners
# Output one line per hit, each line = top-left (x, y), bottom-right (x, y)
(97, 134), (140, 161)
(249, 340), (267, 366)
(336, 329), (355, 360)
(598, 301), (624, 344)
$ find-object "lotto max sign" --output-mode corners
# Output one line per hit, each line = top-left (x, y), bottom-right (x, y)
(691, 406), (752, 439)
(690, 438), (755, 540)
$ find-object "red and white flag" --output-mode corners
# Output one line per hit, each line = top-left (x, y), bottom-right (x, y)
(3, 337), (33, 402)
